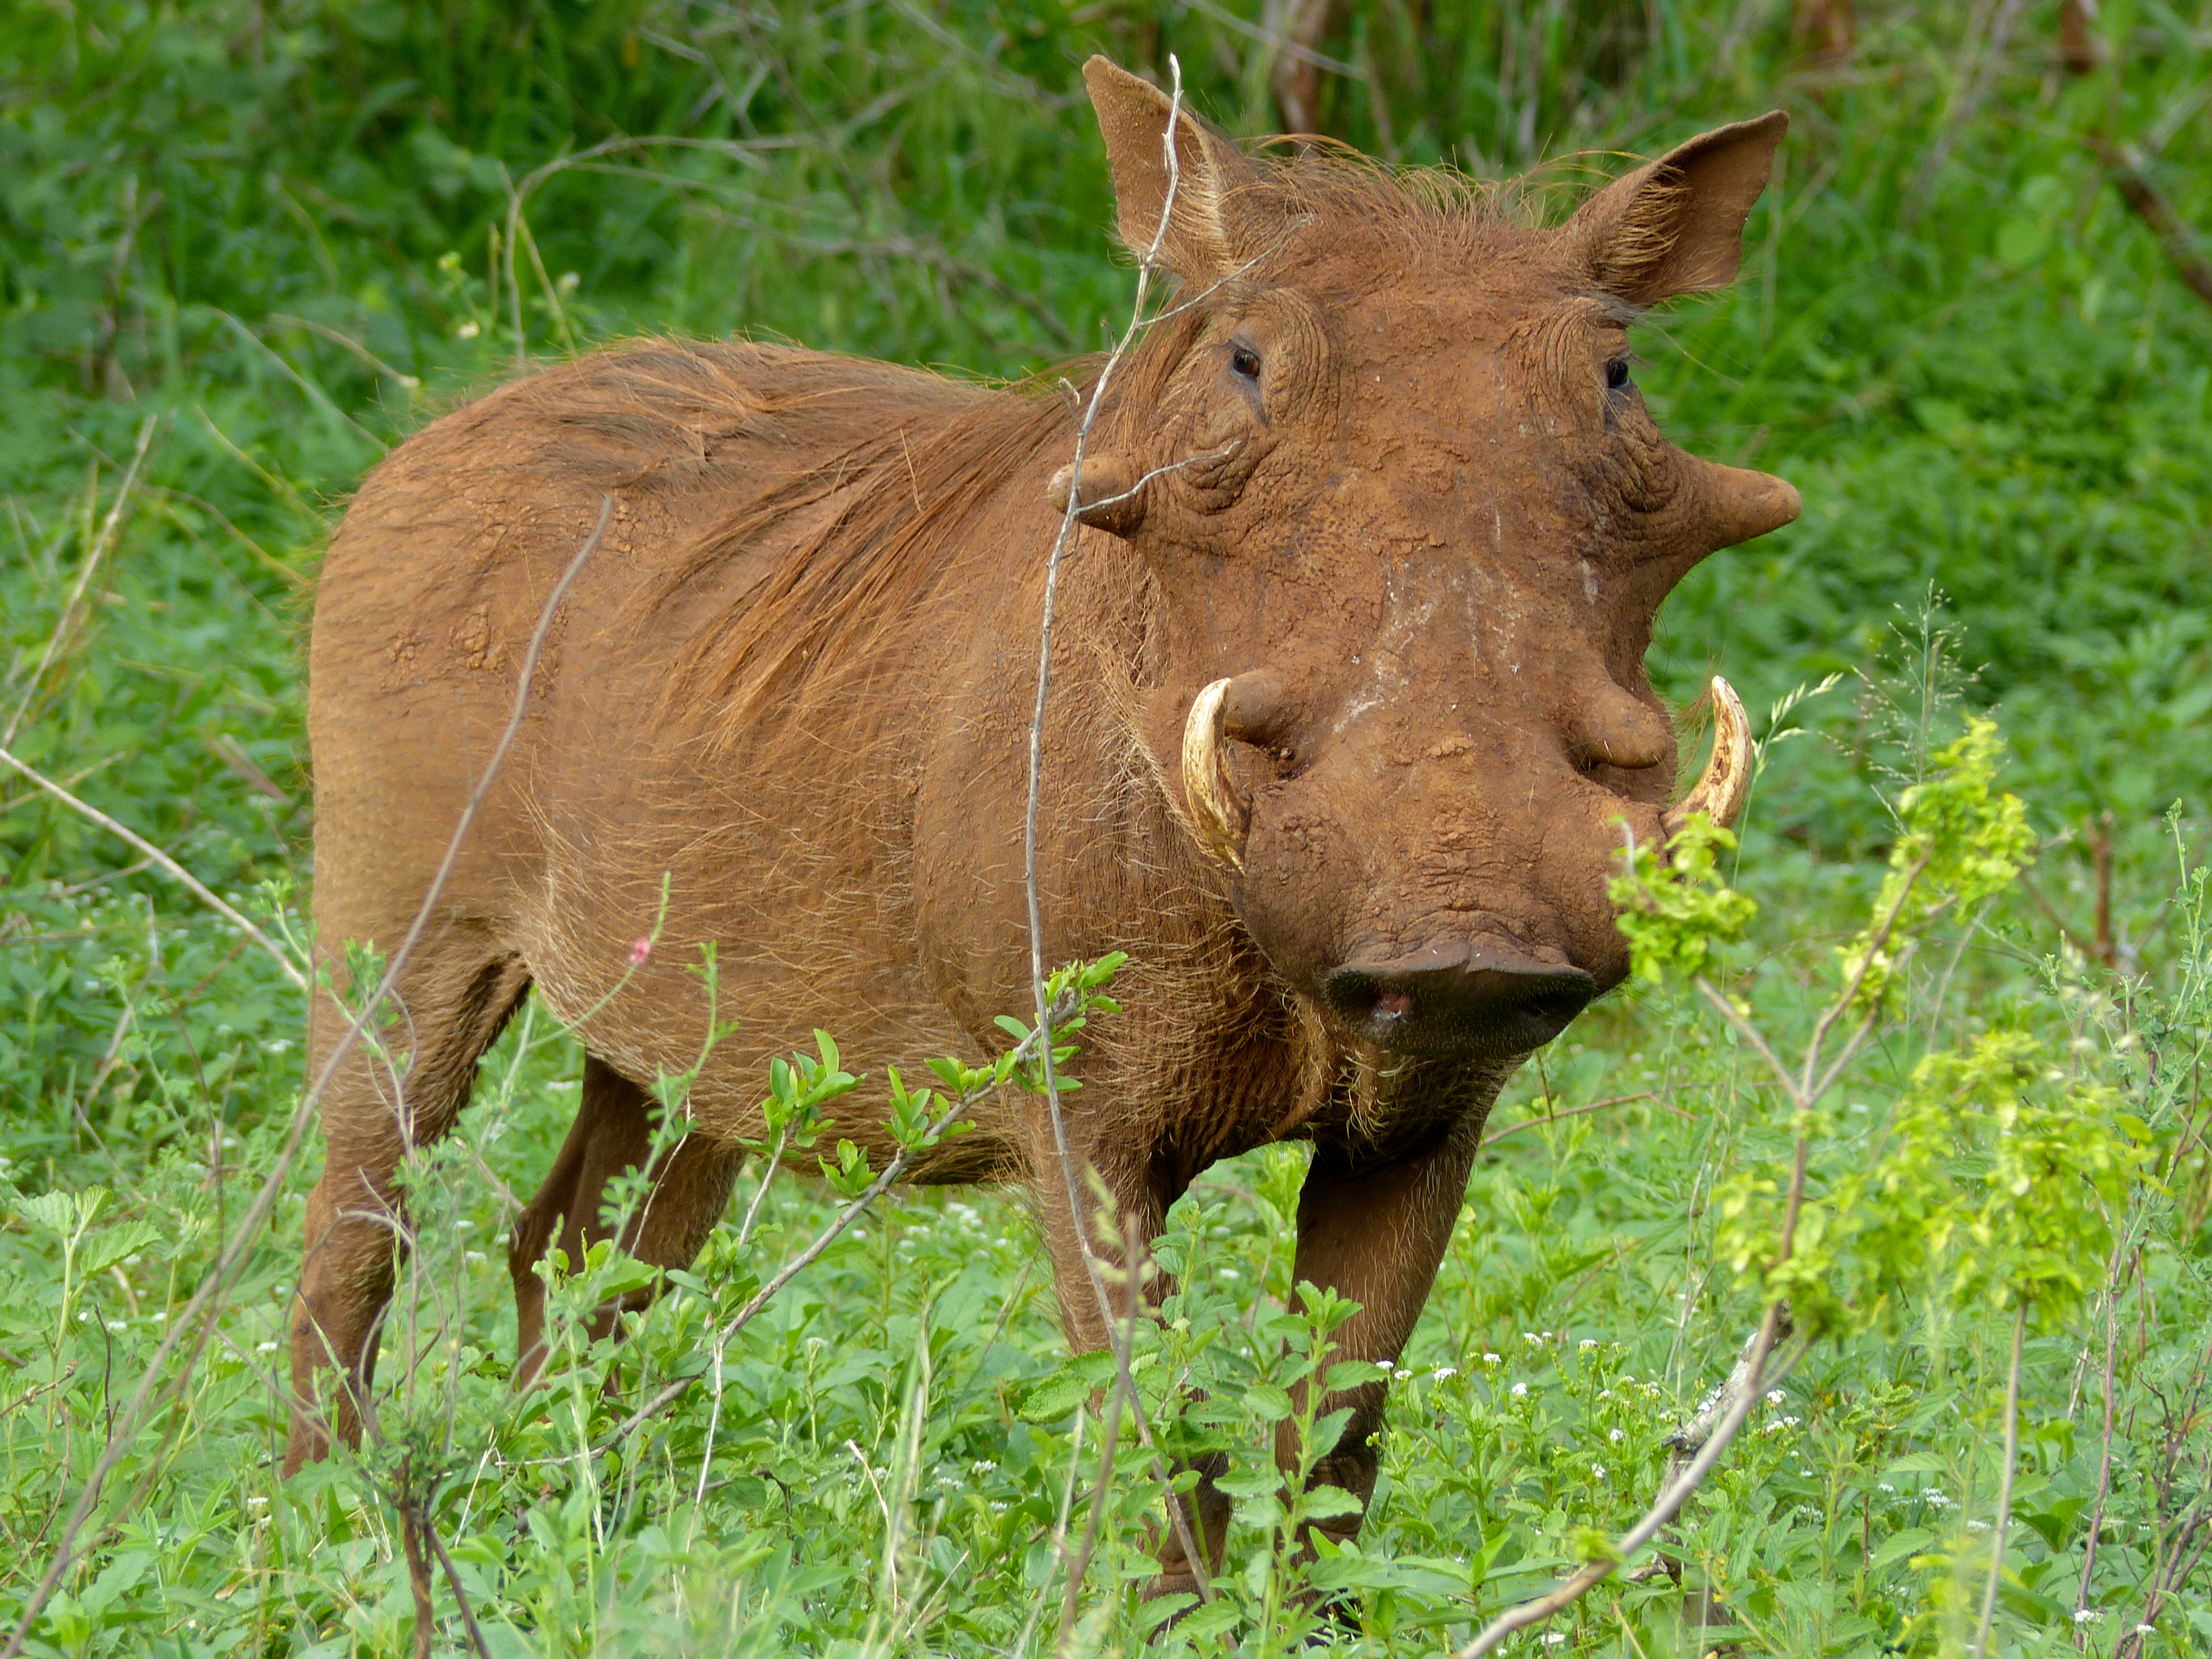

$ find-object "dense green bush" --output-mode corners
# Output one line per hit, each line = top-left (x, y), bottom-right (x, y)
(3, 2), (2210, 1653)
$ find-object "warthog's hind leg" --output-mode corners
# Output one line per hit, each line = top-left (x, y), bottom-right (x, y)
(286, 945), (531, 1473)
(509, 1053), (744, 1385)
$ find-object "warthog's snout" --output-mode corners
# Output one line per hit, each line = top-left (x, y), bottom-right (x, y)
(1321, 941), (1598, 1058)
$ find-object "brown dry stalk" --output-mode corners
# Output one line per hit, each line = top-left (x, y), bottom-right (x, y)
(1020, 53), (1217, 1606)
(0, 744), (309, 994)
(1453, 1302), (1795, 1658)
(2090, 139), (2212, 311)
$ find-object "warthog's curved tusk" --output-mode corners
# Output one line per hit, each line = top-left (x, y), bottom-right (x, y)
(1182, 677), (1249, 870)
(1663, 676), (1752, 839)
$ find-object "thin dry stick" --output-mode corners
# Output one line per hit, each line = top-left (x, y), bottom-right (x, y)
(3, 416), (158, 747)
(602, 1005), (1065, 1445)
(1053, 1222), (1145, 1653)
(0, 747), (309, 993)
(424, 1520), (496, 1659)
(1451, 1302), (1791, 1659)
(2075, 1239), (2126, 1641)
(2089, 138), (2212, 311)
(1020, 53), (1217, 1603)
(1455, 1031), (1829, 1654)
(1477, 1093), (1679, 1151)
(0, 497), (612, 1659)
(1971, 1300), (2030, 1659)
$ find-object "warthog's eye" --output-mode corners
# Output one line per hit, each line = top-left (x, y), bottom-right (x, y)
(1605, 357), (1632, 393)
(1229, 343), (1263, 382)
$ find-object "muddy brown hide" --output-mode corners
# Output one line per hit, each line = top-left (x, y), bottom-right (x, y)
(288, 57), (1798, 1592)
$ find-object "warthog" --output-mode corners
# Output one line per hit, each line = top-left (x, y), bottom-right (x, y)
(289, 57), (1796, 1590)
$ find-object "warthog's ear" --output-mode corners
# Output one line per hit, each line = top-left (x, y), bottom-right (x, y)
(1083, 56), (1255, 282)
(1566, 112), (1788, 307)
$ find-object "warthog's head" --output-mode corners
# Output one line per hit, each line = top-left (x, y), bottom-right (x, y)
(1064, 60), (1795, 1061)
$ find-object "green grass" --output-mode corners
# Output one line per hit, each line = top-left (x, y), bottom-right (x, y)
(4, 2), (2212, 1653)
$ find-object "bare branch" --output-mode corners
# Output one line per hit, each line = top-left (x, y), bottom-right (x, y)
(0, 745), (308, 994)
(1452, 1302), (1789, 1658)
(1019, 52), (1218, 1603)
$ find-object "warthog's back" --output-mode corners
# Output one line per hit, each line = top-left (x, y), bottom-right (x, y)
(309, 340), (1056, 1154)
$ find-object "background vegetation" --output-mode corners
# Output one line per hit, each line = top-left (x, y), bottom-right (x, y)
(3, 0), (2210, 1653)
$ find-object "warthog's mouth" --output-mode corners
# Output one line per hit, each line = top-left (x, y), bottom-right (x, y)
(1319, 940), (1597, 1058)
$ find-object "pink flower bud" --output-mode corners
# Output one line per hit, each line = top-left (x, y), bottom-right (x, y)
(628, 937), (653, 966)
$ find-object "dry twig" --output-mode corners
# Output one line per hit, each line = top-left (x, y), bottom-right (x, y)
(1019, 54), (1218, 1610)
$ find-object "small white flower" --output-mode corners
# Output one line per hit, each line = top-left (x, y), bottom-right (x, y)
(1483, 1352), (1501, 1365)
(246, 1495), (268, 1508)
(1511, 1382), (1528, 1397)
(1394, 1368), (1413, 1381)
(1609, 1428), (1625, 1443)
(2135, 1625), (2155, 1636)
(2073, 1609), (2101, 1625)
(1579, 1338), (1598, 1350)
(1591, 1463), (1606, 1478)
(1541, 1330), (1554, 1340)
(257, 1340), (279, 1354)
(1541, 1634), (1566, 1646)
(1431, 1366), (1457, 1381)
(106, 1320), (128, 1332)
(465, 1251), (487, 1265)
(1220, 1269), (1240, 1281)
(456, 320), (481, 339)
(969, 1459), (996, 1475)
(1965, 1519), (1990, 1533)
(1522, 1332), (1542, 1344)
(1766, 1389), (1785, 1404)
(1879, 1483), (1895, 1493)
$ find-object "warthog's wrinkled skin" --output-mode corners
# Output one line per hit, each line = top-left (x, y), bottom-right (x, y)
(289, 58), (1798, 1588)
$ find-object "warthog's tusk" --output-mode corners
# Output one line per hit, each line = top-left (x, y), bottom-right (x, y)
(1662, 676), (1752, 839)
(1182, 677), (1248, 870)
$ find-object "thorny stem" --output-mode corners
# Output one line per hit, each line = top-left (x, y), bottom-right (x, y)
(1972, 1301), (2029, 1659)
(1019, 52), (1214, 1603)
(0, 495), (615, 1659)
(734, 1123), (790, 1247)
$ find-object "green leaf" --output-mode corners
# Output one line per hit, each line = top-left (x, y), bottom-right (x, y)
(1869, 1527), (1934, 1569)
(1244, 1383), (1293, 1422)
(1299, 1483), (1364, 1521)
(79, 1220), (161, 1275)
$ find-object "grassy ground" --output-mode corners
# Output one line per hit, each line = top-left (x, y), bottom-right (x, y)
(3, 2), (2211, 1653)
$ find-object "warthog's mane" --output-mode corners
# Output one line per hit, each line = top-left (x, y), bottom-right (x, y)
(633, 150), (1548, 742)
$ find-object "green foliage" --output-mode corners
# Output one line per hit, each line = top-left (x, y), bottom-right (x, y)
(6, 0), (2212, 1654)
(1837, 718), (2037, 1013)
(1609, 814), (1759, 985)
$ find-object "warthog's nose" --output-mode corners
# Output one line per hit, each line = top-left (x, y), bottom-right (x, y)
(1321, 941), (1596, 1057)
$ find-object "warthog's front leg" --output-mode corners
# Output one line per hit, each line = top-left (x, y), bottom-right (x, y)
(1275, 1110), (1486, 1556)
